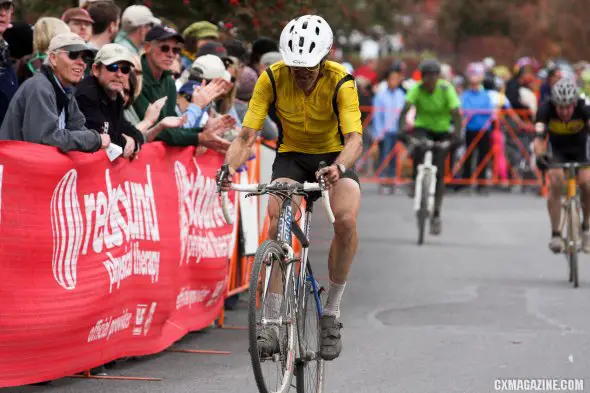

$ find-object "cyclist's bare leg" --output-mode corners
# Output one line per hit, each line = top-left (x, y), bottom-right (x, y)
(548, 168), (565, 253)
(317, 177), (360, 360)
(577, 169), (590, 252)
(577, 169), (590, 227)
(548, 169), (565, 231)
(327, 178), (361, 286)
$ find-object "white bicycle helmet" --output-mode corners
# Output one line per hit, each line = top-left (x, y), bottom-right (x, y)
(279, 15), (333, 67)
(551, 77), (579, 106)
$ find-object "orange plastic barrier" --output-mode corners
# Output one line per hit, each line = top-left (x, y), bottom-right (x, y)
(359, 107), (544, 191)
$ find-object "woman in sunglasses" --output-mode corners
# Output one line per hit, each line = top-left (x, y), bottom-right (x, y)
(75, 43), (145, 159)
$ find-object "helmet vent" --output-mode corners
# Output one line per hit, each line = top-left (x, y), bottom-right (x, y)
(288, 40), (293, 51)
(289, 25), (295, 33)
(302, 21), (308, 29)
(299, 37), (305, 47)
(316, 26), (320, 35)
(310, 42), (316, 52)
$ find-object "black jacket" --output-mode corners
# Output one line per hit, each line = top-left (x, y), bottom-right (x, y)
(75, 75), (144, 151)
(0, 41), (19, 125)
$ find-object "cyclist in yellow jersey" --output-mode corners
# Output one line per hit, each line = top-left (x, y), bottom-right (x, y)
(218, 15), (363, 361)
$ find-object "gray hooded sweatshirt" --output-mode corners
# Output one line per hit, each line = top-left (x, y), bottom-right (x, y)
(0, 65), (101, 152)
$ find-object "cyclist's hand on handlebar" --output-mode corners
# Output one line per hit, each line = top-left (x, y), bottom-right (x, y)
(535, 153), (551, 171)
(316, 165), (340, 190)
(216, 164), (235, 192)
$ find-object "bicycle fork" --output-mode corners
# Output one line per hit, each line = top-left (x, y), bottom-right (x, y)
(413, 150), (437, 213)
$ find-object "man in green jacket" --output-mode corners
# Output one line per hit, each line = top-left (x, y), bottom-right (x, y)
(133, 25), (233, 152)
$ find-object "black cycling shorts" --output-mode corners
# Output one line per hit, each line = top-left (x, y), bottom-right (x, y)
(271, 152), (360, 193)
(550, 140), (589, 164)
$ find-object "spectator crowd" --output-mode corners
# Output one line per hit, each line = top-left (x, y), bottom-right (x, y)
(0, 0), (589, 192)
(0, 0), (282, 161)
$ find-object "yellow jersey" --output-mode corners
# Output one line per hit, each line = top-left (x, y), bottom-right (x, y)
(242, 60), (362, 154)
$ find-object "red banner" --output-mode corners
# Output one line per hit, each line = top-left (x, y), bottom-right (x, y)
(0, 141), (236, 387)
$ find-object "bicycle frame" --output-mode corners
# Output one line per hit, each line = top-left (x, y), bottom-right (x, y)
(413, 149), (438, 213)
(558, 167), (581, 252)
(276, 195), (323, 319)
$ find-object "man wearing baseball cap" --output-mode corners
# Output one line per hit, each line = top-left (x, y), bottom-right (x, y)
(62, 7), (94, 42)
(115, 5), (160, 56)
(133, 25), (234, 152)
(0, 33), (110, 153)
(0, 0), (18, 123)
(180, 21), (219, 70)
(75, 43), (145, 159)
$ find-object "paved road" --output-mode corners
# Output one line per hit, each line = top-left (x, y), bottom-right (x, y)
(6, 187), (590, 393)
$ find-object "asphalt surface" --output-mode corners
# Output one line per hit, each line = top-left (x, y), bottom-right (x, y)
(5, 186), (590, 393)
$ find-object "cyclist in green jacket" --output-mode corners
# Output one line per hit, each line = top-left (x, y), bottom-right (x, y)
(399, 59), (463, 235)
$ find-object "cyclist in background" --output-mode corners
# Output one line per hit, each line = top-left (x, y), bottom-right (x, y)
(398, 59), (463, 235)
(217, 15), (363, 361)
(534, 78), (590, 253)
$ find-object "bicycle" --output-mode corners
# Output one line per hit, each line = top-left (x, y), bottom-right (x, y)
(544, 161), (590, 288)
(407, 137), (452, 245)
(218, 162), (335, 393)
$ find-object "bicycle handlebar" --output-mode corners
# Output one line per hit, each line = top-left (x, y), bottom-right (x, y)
(220, 182), (335, 225)
(541, 161), (590, 187)
(406, 136), (452, 150)
(548, 161), (590, 169)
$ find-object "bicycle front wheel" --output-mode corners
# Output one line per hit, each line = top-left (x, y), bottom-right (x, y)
(296, 263), (325, 393)
(417, 175), (430, 245)
(249, 240), (297, 393)
(567, 201), (580, 288)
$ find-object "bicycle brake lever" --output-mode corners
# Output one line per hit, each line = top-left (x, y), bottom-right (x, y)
(317, 161), (328, 190)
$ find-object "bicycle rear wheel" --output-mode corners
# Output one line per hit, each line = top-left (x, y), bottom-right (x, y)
(296, 263), (325, 393)
(567, 201), (580, 288)
(417, 175), (430, 245)
(249, 240), (297, 393)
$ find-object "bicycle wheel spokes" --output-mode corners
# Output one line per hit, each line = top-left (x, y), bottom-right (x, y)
(568, 201), (580, 288)
(296, 271), (325, 393)
(249, 240), (297, 393)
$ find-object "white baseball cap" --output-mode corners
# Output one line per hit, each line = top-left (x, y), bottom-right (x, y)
(94, 43), (137, 66)
(191, 55), (231, 82)
(48, 32), (92, 53)
(122, 5), (161, 29)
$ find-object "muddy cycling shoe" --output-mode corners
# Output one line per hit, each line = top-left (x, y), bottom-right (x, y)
(549, 236), (565, 254)
(582, 231), (590, 253)
(256, 328), (281, 358)
(430, 216), (442, 236)
(319, 315), (343, 361)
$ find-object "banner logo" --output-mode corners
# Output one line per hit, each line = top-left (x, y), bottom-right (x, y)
(51, 167), (161, 291)
(174, 159), (234, 265)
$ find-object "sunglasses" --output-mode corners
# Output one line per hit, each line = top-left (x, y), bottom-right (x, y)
(159, 45), (181, 55)
(105, 63), (132, 75)
(289, 63), (321, 73)
(60, 50), (94, 63)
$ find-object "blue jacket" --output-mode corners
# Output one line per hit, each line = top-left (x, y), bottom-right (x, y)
(371, 87), (405, 139)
